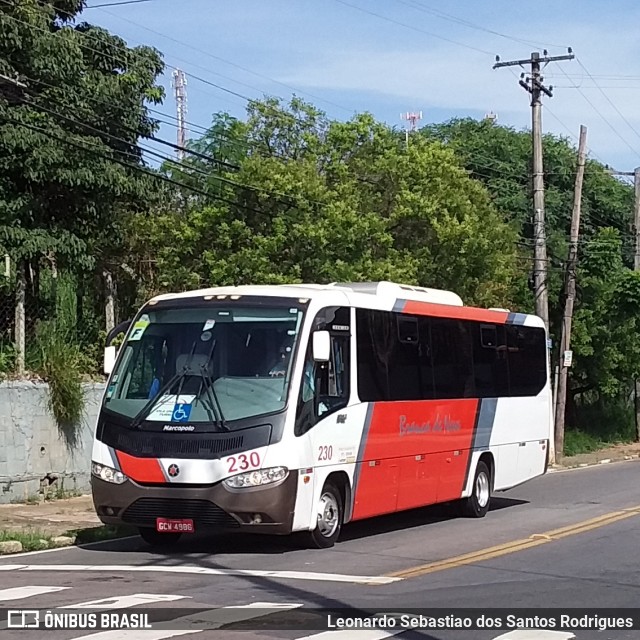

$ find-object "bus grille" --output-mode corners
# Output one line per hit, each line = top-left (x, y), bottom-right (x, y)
(99, 421), (272, 460)
(122, 498), (240, 528)
(114, 432), (244, 458)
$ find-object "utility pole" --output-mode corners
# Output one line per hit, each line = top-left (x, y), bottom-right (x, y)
(493, 49), (574, 332)
(554, 125), (587, 460)
(400, 111), (422, 148)
(172, 68), (188, 159)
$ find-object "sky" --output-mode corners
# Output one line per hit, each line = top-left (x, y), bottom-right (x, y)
(81, 0), (640, 180)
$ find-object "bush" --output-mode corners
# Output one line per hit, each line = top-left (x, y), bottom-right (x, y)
(0, 341), (16, 377)
(28, 321), (85, 448)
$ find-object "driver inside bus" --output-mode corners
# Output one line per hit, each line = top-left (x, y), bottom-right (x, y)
(268, 334), (294, 377)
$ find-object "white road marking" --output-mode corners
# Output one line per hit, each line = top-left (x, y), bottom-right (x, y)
(0, 563), (399, 585)
(74, 602), (302, 640)
(494, 632), (575, 640)
(64, 593), (190, 609)
(0, 585), (71, 602)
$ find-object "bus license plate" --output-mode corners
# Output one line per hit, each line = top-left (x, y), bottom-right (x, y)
(156, 518), (194, 533)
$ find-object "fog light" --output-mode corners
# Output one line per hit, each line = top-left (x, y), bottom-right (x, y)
(251, 514), (262, 524)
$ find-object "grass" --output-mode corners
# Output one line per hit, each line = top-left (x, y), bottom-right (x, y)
(0, 529), (54, 551)
(0, 524), (136, 553)
(564, 430), (607, 457)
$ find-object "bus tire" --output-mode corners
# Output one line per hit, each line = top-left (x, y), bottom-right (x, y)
(460, 461), (491, 518)
(306, 483), (343, 549)
(138, 527), (182, 547)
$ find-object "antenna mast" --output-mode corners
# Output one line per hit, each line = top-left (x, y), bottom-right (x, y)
(400, 110), (422, 147)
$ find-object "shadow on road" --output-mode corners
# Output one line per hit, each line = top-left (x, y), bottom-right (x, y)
(81, 496), (528, 557)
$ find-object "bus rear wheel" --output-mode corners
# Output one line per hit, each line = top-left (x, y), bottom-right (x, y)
(306, 483), (343, 549)
(138, 527), (182, 547)
(460, 461), (491, 518)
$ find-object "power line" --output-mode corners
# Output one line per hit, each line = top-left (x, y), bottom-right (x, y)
(555, 63), (640, 163)
(394, 0), (569, 51)
(0, 114), (285, 215)
(331, 0), (497, 56)
(15, 92), (327, 208)
(86, 0), (153, 7)
(7, 66), (249, 153)
(0, 4), (336, 134)
(576, 57), (640, 147)
(0, 64), (246, 170)
(92, 2), (355, 115)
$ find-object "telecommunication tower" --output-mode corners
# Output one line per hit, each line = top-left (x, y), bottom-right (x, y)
(400, 111), (423, 146)
(172, 69), (188, 159)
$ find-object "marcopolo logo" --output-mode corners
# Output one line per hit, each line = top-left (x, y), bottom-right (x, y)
(167, 464), (180, 478)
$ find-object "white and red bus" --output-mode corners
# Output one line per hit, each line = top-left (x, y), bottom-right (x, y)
(91, 281), (551, 548)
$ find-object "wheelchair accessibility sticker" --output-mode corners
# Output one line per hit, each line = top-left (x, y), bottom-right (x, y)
(172, 403), (192, 422)
(147, 394), (195, 421)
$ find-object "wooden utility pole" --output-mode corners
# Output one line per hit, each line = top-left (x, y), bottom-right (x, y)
(635, 168), (640, 442)
(493, 49), (574, 332)
(554, 126), (588, 460)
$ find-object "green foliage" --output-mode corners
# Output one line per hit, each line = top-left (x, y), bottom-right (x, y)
(423, 118), (640, 432)
(29, 320), (85, 447)
(149, 99), (519, 308)
(0, 529), (51, 551)
(0, 341), (16, 376)
(0, 0), (165, 367)
(563, 431), (607, 457)
(24, 275), (89, 445)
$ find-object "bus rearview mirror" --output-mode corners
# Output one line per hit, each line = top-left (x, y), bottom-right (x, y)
(312, 331), (331, 362)
(104, 345), (117, 375)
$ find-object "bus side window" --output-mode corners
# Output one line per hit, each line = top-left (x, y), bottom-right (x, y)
(295, 327), (350, 436)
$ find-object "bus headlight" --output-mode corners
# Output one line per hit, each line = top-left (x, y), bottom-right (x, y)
(91, 462), (127, 485)
(223, 467), (288, 489)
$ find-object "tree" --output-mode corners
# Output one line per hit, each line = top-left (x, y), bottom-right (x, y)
(423, 118), (639, 441)
(0, 0), (164, 337)
(147, 98), (519, 308)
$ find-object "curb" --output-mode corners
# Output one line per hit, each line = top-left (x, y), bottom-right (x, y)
(548, 453), (640, 472)
(0, 535), (76, 556)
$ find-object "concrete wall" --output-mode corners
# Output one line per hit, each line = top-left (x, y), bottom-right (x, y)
(0, 381), (105, 504)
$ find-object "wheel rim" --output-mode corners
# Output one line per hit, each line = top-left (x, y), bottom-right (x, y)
(317, 492), (339, 538)
(476, 472), (490, 508)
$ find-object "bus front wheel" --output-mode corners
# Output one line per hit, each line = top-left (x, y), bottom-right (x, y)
(138, 527), (182, 547)
(306, 483), (343, 549)
(460, 461), (491, 518)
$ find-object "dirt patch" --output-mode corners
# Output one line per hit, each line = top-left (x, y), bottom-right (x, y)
(555, 441), (640, 468)
(0, 494), (100, 537)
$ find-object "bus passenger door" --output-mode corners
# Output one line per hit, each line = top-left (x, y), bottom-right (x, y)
(293, 308), (355, 528)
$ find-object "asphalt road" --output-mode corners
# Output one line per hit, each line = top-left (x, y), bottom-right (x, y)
(0, 460), (639, 640)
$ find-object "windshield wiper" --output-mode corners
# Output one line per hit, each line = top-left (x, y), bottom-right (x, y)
(195, 339), (229, 432)
(130, 340), (198, 429)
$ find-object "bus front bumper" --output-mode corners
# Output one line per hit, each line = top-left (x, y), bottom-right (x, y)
(91, 472), (298, 535)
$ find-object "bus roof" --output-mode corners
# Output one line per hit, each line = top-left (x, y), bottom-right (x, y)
(147, 281), (545, 329)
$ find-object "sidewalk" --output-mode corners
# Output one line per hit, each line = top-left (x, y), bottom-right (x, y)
(0, 495), (100, 537)
(0, 443), (638, 554)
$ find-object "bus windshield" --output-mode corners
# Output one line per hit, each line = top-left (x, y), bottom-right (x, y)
(103, 301), (305, 427)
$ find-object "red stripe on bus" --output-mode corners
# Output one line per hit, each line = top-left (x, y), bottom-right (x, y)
(351, 399), (479, 520)
(401, 300), (509, 324)
(116, 451), (166, 483)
